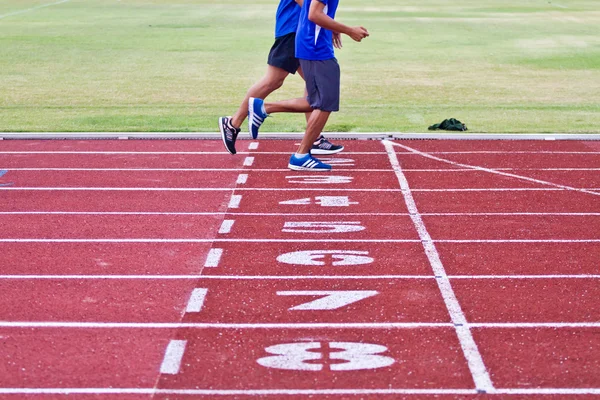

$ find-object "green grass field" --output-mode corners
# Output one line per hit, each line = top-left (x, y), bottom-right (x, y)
(1, 0), (599, 133)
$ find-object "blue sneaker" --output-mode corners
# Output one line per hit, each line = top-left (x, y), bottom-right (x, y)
(248, 97), (268, 139)
(288, 153), (332, 171)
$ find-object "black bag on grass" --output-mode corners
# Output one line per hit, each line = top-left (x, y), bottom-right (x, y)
(428, 118), (468, 131)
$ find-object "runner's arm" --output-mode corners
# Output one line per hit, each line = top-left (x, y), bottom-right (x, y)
(295, 0), (303, 6)
(308, 0), (368, 42)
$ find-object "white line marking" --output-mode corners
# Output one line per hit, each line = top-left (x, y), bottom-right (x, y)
(0, 322), (453, 328)
(384, 140), (495, 393)
(0, 275), (433, 280)
(1, 275), (599, 280)
(4, 167), (600, 172)
(278, 290), (379, 310)
(218, 220), (235, 234)
(0, 239), (599, 243)
(0, 150), (597, 155)
(3, 187), (600, 193)
(185, 289), (208, 313)
(159, 340), (187, 374)
(0, 211), (599, 217)
(228, 194), (242, 209)
(470, 323), (600, 328)
(0, 0), (70, 19)
(388, 141), (600, 197)
(0, 321), (599, 329)
(243, 157), (254, 167)
(236, 174), (248, 184)
(204, 248), (223, 268)
(248, 142), (259, 150)
(0, 388), (599, 395)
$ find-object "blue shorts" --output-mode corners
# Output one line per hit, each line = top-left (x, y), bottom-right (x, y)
(299, 58), (340, 112)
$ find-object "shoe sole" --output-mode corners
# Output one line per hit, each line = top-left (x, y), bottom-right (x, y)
(311, 146), (345, 155)
(288, 164), (332, 172)
(219, 117), (236, 155)
(248, 98), (260, 140)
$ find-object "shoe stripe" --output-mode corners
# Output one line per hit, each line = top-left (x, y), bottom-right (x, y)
(251, 116), (263, 127)
(301, 159), (312, 167)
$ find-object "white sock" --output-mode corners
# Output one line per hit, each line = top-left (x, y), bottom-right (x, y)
(295, 152), (308, 158)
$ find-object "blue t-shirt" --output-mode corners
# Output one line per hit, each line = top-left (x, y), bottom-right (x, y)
(295, 0), (339, 61)
(275, 0), (301, 38)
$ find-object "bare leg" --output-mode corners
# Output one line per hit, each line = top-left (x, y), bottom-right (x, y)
(264, 97), (312, 114)
(297, 109), (331, 154)
(260, 66), (312, 119)
(230, 66), (289, 129)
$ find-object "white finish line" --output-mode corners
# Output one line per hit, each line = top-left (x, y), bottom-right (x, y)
(383, 140), (495, 393)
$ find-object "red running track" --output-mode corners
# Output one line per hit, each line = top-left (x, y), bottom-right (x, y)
(0, 139), (599, 399)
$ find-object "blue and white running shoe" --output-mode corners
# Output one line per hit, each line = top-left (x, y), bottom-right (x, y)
(288, 153), (332, 171)
(248, 97), (268, 139)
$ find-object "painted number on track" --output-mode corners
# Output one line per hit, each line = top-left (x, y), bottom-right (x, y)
(286, 175), (353, 184)
(280, 196), (358, 207)
(277, 290), (379, 310)
(282, 221), (365, 233)
(277, 250), (374, 266)
(257, 342), (395, 371)
(319, 158), (355, 166)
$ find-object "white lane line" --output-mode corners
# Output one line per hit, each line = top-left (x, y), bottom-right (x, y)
(1, 275), (599, 280)
(4, 167), (600, 172)
(384, 140), (495, 393)
(470, 323), (600, 328)
(3, 187), (600, 192)
(1, 212), (599, 217)
(236, 174), (248, 184)
(228, 194), (242, 208)
(0, 275), (434, 280)
(0, 0), (70, 20)
(218, 220), (235, 234)
(185, 289), (208, 313)
(203, 248), (223, 268)
(388, 141), (600, 197)
(159, 340), (187, 374)
(248, 142), (259, 150)
(243, 157), (254, 167)
(0, 322), (453, 328)
(437, 240), (600, 243)
(0, 321), (598, 329)
(1, 150), (597, 155)
(0, 239), (599, 243)
(0, 388), (599, 395)
(0, 151), (386, 155)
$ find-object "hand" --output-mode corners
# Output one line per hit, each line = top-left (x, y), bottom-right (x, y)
(347, 26), (369, 42)
(333, 32), (342, 49)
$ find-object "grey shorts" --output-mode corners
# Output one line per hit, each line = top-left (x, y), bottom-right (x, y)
(299, 58), (340, 112)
